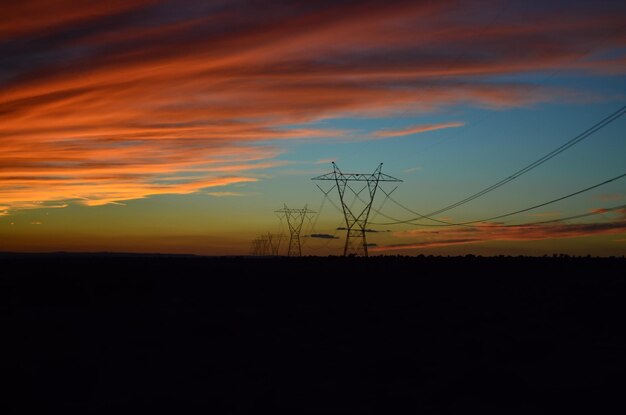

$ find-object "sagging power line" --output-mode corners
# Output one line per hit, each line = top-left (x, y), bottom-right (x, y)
(370, 171), (626, 227)
(392, 104), (626, 223)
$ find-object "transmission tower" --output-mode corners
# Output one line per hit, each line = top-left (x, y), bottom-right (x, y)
(264, 232), (284, 256)
(275, 204), (316, 256)
(250, 238), (262, 256)
(250, 233), (284, 256)
(259, 235), (271, 256)
(312, 162), (402, 257)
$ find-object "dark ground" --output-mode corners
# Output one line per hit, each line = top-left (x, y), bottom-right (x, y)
(2, 253), (625, 413)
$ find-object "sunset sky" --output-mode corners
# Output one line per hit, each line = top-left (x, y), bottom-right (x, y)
(1, 0), (625, 256)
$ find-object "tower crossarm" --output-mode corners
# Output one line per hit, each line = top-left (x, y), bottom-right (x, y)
(274, 204), (316, 256)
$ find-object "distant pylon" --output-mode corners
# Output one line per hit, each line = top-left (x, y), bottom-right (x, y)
(250, 238), (262, 256)
(312, 162), (402, 257)
(250, 233), (284, 256)
(264, 232), (284, 256)
(259, 235), (270, 256)
(275, 204), (316, 256)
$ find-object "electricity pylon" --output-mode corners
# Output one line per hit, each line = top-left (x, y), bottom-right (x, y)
(250, 238), (262, 256)
(312, 162), (402, 257)
(275, 204), (315, 256)
(264, 232), (284, 256)
(250, 233), (284, 256)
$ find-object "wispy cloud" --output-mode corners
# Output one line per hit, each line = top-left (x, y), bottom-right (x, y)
(374, 122), (464, 138)
(207, 191), (251, 197)
(403, 166), (422, 173)
(373, 217), (626, 251)
(1, 201), (69, 215)
(527, 211), (561, 218)
(337, 227), (387, 233)
(598, 193), (624, 201)
(1, 1), (625, 209)
(315, 158), (336, 165)
(589, 207), (626, 219)
(307, 233), (339, 239)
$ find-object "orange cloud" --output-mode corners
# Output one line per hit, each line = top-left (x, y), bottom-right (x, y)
(374, 122), (464, 138)
(598, 193), (624, 201)
(1, 1), (625, 211)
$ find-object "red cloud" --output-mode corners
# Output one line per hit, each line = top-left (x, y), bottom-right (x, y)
(0, 0), (156, 38)
(373, 219), (626, 251)
(1, 1), (625, 210)
(374, 122), (464, 138)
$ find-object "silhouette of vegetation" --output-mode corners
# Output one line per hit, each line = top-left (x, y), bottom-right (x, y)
(2, 253), (624, 413)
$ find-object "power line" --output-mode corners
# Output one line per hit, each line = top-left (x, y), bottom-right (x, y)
(417, 104), (626, 218)
(370, 171), (626, 227)
(301, 186), (333, 249)
(388, 202), (626, 229)
(307, 187), (360, 254)
(375, 186), (458, 226)
(348, 19), (626, 172)
(458, 172), (626, 225)
(369, 185), (398, 223)
(306, 184), (358, 254)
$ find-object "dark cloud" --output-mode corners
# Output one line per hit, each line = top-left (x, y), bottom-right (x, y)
(375, 238), (480, 251)
(308, 233), (340, 239)
(336, 227), (387, 232)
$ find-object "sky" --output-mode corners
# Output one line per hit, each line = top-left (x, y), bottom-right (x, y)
(1, 0), (625, 256)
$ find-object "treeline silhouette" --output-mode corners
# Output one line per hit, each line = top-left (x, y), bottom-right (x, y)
(2, 254), (625, 413)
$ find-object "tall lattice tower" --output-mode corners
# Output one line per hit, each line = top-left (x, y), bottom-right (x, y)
(264, 232), (284, 256)
(250, 233), (284, 256)
(275, 204), (315, 256)
(312, 162), (402, 257)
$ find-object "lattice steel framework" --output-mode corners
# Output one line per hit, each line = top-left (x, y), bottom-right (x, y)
(274, 204), (315, 256)
(264, 232), (284, 256)
(250, 238), (262, 256)
(312, 162), (402, 257)
(250, 233), (284, 256)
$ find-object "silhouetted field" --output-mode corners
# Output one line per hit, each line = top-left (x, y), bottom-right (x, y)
(2, 254), (625, 413)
